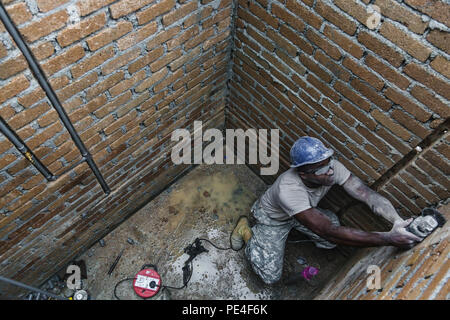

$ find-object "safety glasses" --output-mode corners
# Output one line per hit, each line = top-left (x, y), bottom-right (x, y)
(302, 158), (334, 176)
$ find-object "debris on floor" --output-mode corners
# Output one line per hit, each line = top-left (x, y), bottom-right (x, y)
(71, 164), (348, 300)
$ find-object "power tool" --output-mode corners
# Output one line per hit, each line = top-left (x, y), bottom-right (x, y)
(406, 207), (446, 240)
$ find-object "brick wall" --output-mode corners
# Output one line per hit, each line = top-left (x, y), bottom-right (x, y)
(227, 0), (449, 227)
(0, 0), (449, 298)
(0, 0), (231, 296)
(315, 203), (449, 300)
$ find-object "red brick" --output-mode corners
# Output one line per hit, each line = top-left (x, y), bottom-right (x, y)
(379, 21), (431, 62)
(247, 26), (275, 52)
(0, 105), (15, 120)
(36, 0), (69, 12)
(20, 10), (68, 42)
(358, 31), (404, 67)
(334, 0), (371, 25)
(365, 54), (410, 90)
(249, 2), (278, 29)
(391, 109), (431, 139)
(314, 50), (351, 82)
(307, 74), (340, 102)
(170, 46), (202, 71)
(271, 3), (305, 33)
(42, 45), (85, 76)
(404, 63), (450, 100)
(77, 0), (117, 16)
(202, 7), (232, 29)
(57, 13), (106, 47)
(286, 0), (323, 30)
(430, 56), (450, 79)
(426, 30), (449, 53)
(167, 26), (199, 51)
(137, 0), (176, 25)
(371, 109), (412, 141)
(343, 57), (384, 90)
(203, 29), (230, 51)
(162, 1), (198, 26)
(315, 0), (357, 35)
(110, 0), (155, 19)
(340, 99), (377, 130)
(410, 85), (449, 118)
(275, 50), (306, 75)
(384, 87), (432, 122)
(237, 7), (265, 32)
(350, 78), (392, 111)
(184, 6), (213, 28)
(0, 74), (30, 104)
(374, 0), (428, 34)
(135, 68), (168, 92)
(405, 0), (450, 28)
(117, 21), (158, 50)
(8, 102), (51, 130)
(276, 25), (309, 56)
(94, 91), (132, 118)
(323, 25), (363, 59)
(150, 48), (182, 72)
(31, 42), (55, 61)
(86, 71), (124, 100)
(0, 43), (7, 59)
(184, 27), (215, 50)
(0, 2), (32, 32)
(128, 46), (164, 74)
(102, 49), (140, 75)
(87, 21), (133, 51)
(56, 72), (98, 102)
(71, 46), (115, 78)
(300, 54), (332, 83)
(0, 55), (28, 80)
(334, 81), (371, 111)
(306, 28), (341, 60)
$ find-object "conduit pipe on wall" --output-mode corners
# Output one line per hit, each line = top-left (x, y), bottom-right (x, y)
(0, 116), (56, 181)
(0, 2), (110, 195)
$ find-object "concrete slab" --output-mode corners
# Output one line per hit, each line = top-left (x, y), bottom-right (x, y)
(78, 164), (348, 300)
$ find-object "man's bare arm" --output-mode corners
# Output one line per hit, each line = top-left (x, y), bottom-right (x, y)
(342, 174), (403, 224)
(294, 208), (418, 248)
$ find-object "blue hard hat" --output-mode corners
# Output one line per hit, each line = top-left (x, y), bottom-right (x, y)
(290, 136), (334, 168)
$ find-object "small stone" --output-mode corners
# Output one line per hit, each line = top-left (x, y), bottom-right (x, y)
(127, 238), (135, 245)
(203, 191), (210, 197)
(99, 239), (105, 247)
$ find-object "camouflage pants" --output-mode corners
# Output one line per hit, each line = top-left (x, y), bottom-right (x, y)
(244, 200), (339, 285)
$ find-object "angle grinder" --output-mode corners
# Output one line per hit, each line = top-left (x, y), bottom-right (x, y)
(406, 207), (446, 240)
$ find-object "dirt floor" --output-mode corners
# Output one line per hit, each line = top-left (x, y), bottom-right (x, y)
(77, 163), (349, 300)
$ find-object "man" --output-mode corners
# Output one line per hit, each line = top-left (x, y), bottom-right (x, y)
(230, 136), (423, 285)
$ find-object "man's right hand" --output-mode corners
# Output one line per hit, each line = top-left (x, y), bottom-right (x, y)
(386, 219), (423, 249)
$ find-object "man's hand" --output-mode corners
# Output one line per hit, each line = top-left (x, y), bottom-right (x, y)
(385, 219), (423, 249)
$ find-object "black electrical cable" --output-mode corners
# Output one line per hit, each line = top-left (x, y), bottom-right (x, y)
(112, 235), (243, 300)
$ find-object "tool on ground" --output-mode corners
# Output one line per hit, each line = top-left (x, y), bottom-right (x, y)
(406, 207), (446, 240)
(108, 249), (124, 276)
(113, 237), (231, 300)
(132, 264), (162, 299)
(73, 289), (89, 300)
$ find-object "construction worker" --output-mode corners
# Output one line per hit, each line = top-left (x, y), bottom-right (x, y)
(230, 136), (423, 285)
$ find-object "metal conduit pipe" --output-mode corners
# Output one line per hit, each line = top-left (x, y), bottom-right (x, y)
(0, 116), (56, 181)
(0, 2), (110, 195)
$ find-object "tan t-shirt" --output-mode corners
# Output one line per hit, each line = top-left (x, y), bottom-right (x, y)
(259, 159), (351, 221)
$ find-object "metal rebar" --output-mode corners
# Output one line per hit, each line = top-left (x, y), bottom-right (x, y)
(0, 117), (56, 181)
(0, 2), (110, 195)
